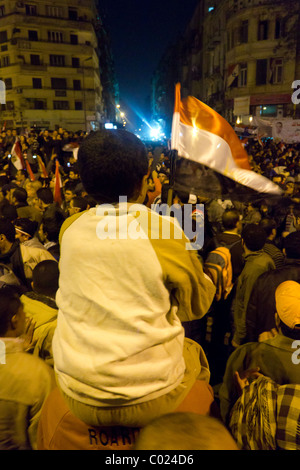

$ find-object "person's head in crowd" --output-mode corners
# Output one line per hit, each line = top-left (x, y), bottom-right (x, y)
(134, 413), (239, 450)
(77, 129), (149, 204)
(0, 217), (16, 254)
(15, 169), (27, 186)
(0, 287), (26, 338)
(39, 207), (65, 245)
(283, 231), (300, 260)
(2, 183), (19, 204)
(272, 174), (284, 186)
(1, 204), (18, 222)
(11, 187), (28, 207)
(31, 260), (59, 299)
(259, 200), (270, 217)
(63, 181), (77, 204)
(83, 194), (97, 208)
(241, 223), (267, 253)
(68, 196), (88, 217)
(222, 209), (242, 234)
(14, 218), (38, 244)
(68, 168), (79, 182)
(285, 180), (295, 196)
(259, 218), (277, 241)
(275, 281), (300, 341)
(158, 169), (169, 185)
(36, 187), (54, 212)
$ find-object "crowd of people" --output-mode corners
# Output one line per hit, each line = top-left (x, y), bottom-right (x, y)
(0, 125), (299, 451)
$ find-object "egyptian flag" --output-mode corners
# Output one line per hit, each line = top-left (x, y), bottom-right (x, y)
(11, 139), (25, 171)
(170, 83), (282, 202)
(54, 159), (62, 205)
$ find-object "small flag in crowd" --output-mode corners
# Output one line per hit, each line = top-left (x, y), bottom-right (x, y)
(170, 83), (282, 197)
(54, 159), (62, 205)
(25, 159), (35, 182)
(11, 139), (25, 171)
(37, 155), (48, 178)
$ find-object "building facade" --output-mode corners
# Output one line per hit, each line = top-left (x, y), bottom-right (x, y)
(0, 0), (114, 131)
(151, 0), (300, 132)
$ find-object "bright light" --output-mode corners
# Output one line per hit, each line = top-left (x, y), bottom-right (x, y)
(236, 117), (241, 124)
(249, 115), (253, 122)
(105, 123), (114, 129)
(116, 104), (120, 108)
(120, 112), (125, 117)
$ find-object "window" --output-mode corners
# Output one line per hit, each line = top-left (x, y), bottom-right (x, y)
(239, 62), (247, 87)
(72, 57), (80, 68)
(1, 45), (7, 52)
(50, 55), (65, 67)
(34, 100), (46, 110)
(46, 5), (63, 18)
(4, 78), (12, 90)
(256, 59), (268, 85)
(32, 78), (42, 89)
(270, 58), (283, 84)
(48, 31), (63, 43)
(260, 105), (277, 117)
(30, 54), (41, 65)
(28, 30), (38, 41)
(73, 79), (81, 90)
(275, 19), (285, 39)
(2, 56), (10, 67)
(0, 6), (5, 17)
(51, 78), (67, 89)
(75, 101), (83, 110)
(6, 101), (14, 111)
(240, 20), (248, 43)
(53, 100), (69, 110)
(0, 31), (7, 44)
(25, 4), (37, 16)
(68, 8), (78, 21)
(258, 20), (268, 40)
(70, 34), (78, 45)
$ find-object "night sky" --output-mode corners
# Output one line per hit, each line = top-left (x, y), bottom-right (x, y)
(98, 0), (199, 131)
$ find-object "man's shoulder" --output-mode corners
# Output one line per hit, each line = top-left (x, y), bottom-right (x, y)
(254, 262), (300, 285)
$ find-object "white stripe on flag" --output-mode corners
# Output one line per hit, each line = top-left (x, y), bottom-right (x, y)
(175, 121), (282, 195)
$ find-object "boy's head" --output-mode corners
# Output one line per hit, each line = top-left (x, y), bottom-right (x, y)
(77, 129), (149, 204)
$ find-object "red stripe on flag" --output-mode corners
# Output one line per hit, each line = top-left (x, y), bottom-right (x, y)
(25, 160), (35, 181)
(54, 160), (62, 205)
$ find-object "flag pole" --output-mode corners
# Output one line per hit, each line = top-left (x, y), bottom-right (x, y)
(167, 149), (178, 208)
(167, 83), (181, 209)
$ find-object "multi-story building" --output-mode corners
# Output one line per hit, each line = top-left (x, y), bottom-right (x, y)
(225, 0), (300, 124)
(0, 0), (113, 131)
(151, 0), (300, 131)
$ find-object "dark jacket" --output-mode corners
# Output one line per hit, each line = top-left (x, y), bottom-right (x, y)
(246, 259), (300, 342)
(232, 251), (275, 346)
